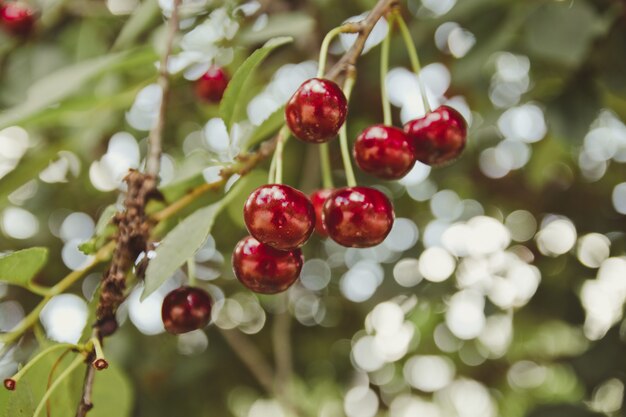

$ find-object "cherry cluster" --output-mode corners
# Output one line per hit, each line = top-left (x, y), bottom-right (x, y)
(0, 1), (35, 37)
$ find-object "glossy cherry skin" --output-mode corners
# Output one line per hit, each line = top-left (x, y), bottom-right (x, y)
(232, 236), (303, 294)
(403, 105), (467, 166)
(310, 189), (334, 237)
(244, 184), (315, 250)
(323, 187), (394, 248)
(354, 124), (416, 180)
(161, 286), (212, 334)
(0, 2), (35, 37)
(285, 78), (348, 143)
(195, 66), (229, 102)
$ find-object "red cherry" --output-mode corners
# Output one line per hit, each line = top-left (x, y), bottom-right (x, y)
(323, 187), (394, 248)
(285, 78), (348, 143)
(195, 66), (229, 102)
(161, 286), (212, 335)
(403, 105), (467, 166)
(244, 184), (315, 250)
(354, 124), (416, 180)
(0, 2), (35, 37)
(310, 189), (334, 237)
(232, 236), (303, 294)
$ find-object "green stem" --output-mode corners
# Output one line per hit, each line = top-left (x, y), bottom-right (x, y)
(9, 343), (78, 383)
(0, 242), (114, 346)
(33, 355), (84, 417)
(319, 143), (334, 189)
(380, 14), (394, 126)
(274, 126), (290, 185)
(317, 23), (360, 78)
(339, 75), (357, 188)
(394, 12), (431, 113)
(187, 257), (197, 287)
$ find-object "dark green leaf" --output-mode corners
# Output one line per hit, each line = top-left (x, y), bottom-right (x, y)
(89, 363), (133, 417)
(244, 105), (285, 152)
(219, 37), (292, 130)
(142, 177), (250, 300)
(0, 248), (48, 289)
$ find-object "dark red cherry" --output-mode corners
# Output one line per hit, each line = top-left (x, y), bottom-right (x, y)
(323, 187), (394, 248)
(354, 125), (416, 180)
(244, 184), (315, 250)
(161, 286), (212, 335)
(232, 236), (303, 294)
(0, 2), (35, 37)
(195, 66), (229, 102)
(403, 105), (467, 166)
(310, 189), (334, 237)
(285, 78), (348, 143)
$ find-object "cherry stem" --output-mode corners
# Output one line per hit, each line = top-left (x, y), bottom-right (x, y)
(317, 24), (360, 78)
(381, 14), (394, 126)
(187, 257), (197, 287)
(7, 343), (78, 385)
(33, 355), (84, 417)
(394, 11), (431, 113)
(90, 337), (107, 370)
(319, 143), (334, 189)
(274, 125), (290, 185)
(339, 73), (357, 188)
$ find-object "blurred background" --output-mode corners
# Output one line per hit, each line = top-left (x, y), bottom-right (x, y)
(1, 0), (626, 416)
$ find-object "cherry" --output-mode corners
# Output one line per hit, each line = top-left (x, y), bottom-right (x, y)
(403, 105), (467, 166)
(244, 184), (315, 250)
(310, 189), (334, 237)
(323, 187), (394, 248)
(161, 286), (212, 335)
(285, 78), (348, 143)
(0, 2), (35, 37)
(232, 236), (303, 294)
(195, 66), (229, 103)
(354, 124), (416, 180)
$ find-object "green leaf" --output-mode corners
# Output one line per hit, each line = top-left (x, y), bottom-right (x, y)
(219, 37), (292, 130)
(238, 13), (315, 46)
(1, 343), (83, 417)
(244, 105), (286, 152)
(0, 248), (48, 289)
(112, 0), (160, 51)
(89, 363), (133, 417)
(1, 385), (34, 417)
(0, 49), (153, 129)
(142, 177), (250, 300)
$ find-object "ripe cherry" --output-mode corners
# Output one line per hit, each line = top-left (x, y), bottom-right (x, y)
(354, 125), (416, 180)
(161, 286), (212, 335)
(285, 78), (348, 143)
(0, 2), (35, 37)
(403, 105), (467, 166)
(244, 184), (315, 250)
(232, 236), (303, 294)
(323, 187), (394, 248)
(195, 66), (229, 103)
(310, 189), (334, 237)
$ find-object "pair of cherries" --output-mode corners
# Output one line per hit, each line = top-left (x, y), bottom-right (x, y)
(232, 184), (394, 294)
(0, 1), (35, 36)
(285, 77), (468, 177)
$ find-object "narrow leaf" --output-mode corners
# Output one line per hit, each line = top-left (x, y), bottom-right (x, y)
(0, 248), (48, 288)
(219, 36), (292, 130)
(142, 178), (249, 300)
(244, 105), (286, 152)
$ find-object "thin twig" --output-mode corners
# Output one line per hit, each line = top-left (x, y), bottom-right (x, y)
(145, 0), (182, 177)
(325, 0), (399, 81)
(75, 333), (97, 417)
